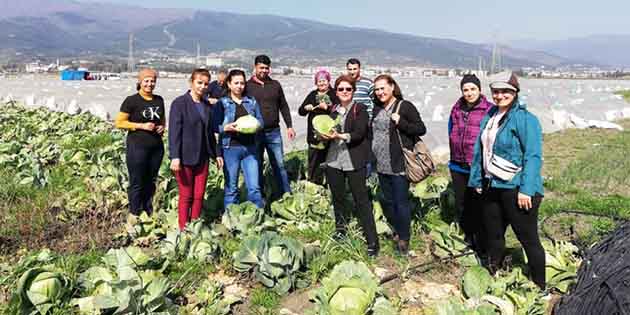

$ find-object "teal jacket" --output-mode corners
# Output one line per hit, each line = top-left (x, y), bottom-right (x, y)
(467, 98), (544, 197)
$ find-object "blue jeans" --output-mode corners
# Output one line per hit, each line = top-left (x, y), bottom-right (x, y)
(378, 173), (411, 241)
(258, 128), (291, 197)
(223, 145), (264, 209)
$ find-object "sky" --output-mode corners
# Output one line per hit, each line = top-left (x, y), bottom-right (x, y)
(78, 0), (630, 43)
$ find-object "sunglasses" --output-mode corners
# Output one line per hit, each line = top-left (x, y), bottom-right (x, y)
(337, 87), (353, 92)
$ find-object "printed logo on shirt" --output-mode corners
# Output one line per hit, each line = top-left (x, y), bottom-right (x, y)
(142, 107), (161, 120)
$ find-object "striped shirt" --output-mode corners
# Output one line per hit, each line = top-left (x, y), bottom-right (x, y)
(353, 76), (374, 118)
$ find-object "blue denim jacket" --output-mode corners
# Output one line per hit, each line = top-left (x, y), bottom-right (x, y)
(468, 98), (544, 197)
(215, 96), (264, 149)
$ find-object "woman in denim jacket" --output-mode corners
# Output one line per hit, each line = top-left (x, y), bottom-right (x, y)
(214, 69), (265, 209)
(468, 72), (546, 290)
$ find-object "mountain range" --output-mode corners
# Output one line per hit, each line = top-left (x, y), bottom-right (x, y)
(508, 35), (630, 68)
(0, 0), (622, 68)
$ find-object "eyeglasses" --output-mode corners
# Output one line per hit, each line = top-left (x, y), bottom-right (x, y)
(337, 87), (353, 92)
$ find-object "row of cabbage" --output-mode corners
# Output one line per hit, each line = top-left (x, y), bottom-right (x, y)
(0, 102), (582, 314)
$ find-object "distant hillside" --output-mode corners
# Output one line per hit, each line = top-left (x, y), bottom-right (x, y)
(509, 34), (630, 68)
(0, 0), (583, 67)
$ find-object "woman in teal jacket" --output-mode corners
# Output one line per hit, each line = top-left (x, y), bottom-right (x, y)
(468, 72), (545, 290)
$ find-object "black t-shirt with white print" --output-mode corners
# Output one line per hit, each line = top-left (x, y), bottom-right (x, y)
(120, 93), (165, 147)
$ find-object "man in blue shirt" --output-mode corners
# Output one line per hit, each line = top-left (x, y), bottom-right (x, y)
(346, 58), (374, 119)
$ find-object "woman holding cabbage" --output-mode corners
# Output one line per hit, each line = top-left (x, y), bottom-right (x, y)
(215, 69), (265, 209)
(319, 74), (379, 257)
(298, 69), (339, 185)
(370, 74), (426, 256)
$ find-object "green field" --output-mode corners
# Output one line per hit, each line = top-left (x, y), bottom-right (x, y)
(1, 99), (628, 314)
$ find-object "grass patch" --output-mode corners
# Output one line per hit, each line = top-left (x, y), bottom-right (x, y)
(249, 287), (281, 314)
(0, 167), (67, 246)
(166, 259), (217, 298)
(541, 119), (630, 243)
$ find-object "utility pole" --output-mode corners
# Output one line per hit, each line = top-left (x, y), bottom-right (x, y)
(196, 41), (201, 66)
(478, 56), (484, 77)
(127, 33), (134, 72)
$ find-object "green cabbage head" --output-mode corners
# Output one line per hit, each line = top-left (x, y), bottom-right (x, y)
(312, 260), (385, 315)
(312, 115), (336, 135)
(17, 268), (71, 314)
(235, 115), (260, 134)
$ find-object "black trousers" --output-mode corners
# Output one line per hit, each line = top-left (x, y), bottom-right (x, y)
(326, 166), (379, 250)
(126, 143), (164, 215)
(307, 147), (327, 185)
(481, 187), (545, 289)
(451, 170), (486, 253)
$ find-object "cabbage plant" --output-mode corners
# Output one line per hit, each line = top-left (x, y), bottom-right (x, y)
(310, 260), (397, 315)
(17, 268), (72, 315)
(72, 246), (177, 314)
(221, 202), (265, 235)
(233, 231), (313, 295)
(271, 181), (333, 230)
(159, 220), (220, 262)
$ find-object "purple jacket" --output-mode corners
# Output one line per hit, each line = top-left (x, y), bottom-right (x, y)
(448, 95), (493, 165)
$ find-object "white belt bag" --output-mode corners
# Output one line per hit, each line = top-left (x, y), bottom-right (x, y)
(488, 154), (522, 181)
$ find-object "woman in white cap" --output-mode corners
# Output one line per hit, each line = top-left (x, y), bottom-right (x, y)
(115, 68), (165, 216)
(468, 72), (546, 289)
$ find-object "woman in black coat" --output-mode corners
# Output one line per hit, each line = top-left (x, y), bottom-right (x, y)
(320, 74), (379, 257)
(371, 74), (426, 255)
(298, 69), (339, 185)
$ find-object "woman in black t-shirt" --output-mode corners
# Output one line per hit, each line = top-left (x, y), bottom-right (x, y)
(114, 68), (165, 216)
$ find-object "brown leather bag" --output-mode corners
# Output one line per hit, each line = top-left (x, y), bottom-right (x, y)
(394, 101), (436, 183)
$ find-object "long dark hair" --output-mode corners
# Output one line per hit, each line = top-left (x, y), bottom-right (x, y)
(373, 74), (404, 107)
(226, 69), (247, 96)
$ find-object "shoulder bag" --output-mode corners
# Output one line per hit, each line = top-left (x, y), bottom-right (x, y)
(394, 101), (435, 183)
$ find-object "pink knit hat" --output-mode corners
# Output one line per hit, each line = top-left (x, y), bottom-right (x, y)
(314, 68), (331, 84)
